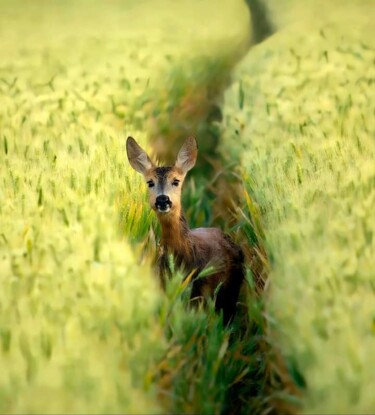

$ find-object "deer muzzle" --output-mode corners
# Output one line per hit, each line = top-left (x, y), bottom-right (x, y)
(155, 195), (172, 213)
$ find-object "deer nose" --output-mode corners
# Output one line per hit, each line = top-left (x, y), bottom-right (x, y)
(155, 195), (172, 211)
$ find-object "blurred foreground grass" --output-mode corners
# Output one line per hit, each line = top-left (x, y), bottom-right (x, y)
(222, 0), (375, 412)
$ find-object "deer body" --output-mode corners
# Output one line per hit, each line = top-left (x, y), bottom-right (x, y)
(126, 136), (244, 324)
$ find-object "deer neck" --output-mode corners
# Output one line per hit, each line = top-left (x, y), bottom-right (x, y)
(158, 208), (192, 259)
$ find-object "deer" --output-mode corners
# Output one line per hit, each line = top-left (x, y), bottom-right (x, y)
(126, 136), (244, 325)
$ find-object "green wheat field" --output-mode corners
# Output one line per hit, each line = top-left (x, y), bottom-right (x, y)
(0, 0), (374, 414)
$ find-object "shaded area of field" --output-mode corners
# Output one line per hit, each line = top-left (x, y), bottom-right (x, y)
(221, 0), (375, 412)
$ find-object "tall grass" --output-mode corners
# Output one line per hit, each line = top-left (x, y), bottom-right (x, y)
(0, 102), (164, 412)
(222, 0), (375, 412)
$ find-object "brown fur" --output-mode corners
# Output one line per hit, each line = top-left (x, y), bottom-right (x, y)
(126, 136), (244, 325)
(159, 212), (244, 324)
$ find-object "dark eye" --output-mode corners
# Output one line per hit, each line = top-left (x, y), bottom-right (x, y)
(147, 180), (155, 188)
(172, 179), (180, 187)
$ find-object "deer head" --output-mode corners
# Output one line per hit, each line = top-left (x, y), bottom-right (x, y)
(126, 136), (197, 215)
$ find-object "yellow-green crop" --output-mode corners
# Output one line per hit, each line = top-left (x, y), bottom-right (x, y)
(222, 0), (375, 412)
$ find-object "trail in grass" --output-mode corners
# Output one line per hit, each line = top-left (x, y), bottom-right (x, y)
(145, 3), (295, 414)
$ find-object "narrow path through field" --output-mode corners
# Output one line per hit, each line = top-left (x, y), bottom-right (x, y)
(146, 3), (299, 413)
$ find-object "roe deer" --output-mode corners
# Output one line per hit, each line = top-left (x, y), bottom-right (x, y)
(126, 136), (244, 324)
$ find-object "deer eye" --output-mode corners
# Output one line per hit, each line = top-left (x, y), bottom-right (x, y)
(147, 180), (155, 188)
(172, 179), (180, 187)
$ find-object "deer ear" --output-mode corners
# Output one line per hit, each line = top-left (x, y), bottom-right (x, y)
(175, 137), (197, 173)
(126, 136), (154, 175)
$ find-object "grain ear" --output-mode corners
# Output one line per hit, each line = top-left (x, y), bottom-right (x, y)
(126, 136), (154, 174)
(175, 137), (197, 173)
